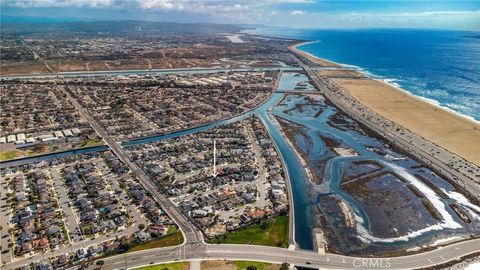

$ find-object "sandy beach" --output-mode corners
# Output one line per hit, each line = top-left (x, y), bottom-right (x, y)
(289, 42), (341, 67)
(333, 77), (480, 166)
(316, 69), (365, 78)
(291, 42), (480, 166)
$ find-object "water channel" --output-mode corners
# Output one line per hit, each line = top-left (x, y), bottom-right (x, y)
(2, 72), (479, 255)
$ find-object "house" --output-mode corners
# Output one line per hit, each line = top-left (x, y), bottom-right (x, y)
(103, 241), (120, 253)
(34, 237), (50, 249)
(56, 254), (68, 266)
(75, 248), (86, 260)
(33, 261), (51, 270)
(147, 224), (166, 236)
(135, 231), (152, 243)
(248, 209), (266, 221)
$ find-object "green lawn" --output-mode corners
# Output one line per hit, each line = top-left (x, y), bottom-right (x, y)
(167, 226), (178, 234)
(0, 150), (21, 161)
(128, 231), (184, 253)
(82, 139), (103, 147)
(207, 215), (289, 247)
(234, 261), (274, 270)
(0, 139), (103, 162)
(134, 262), (189, 270)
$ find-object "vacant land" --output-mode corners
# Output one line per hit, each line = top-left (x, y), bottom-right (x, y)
(201, 260), (281, 270)
(0, 150), (20, 161)
(234, 261), (279, 270)
(128, 231), (184, 253)
(134, 262), (189, 270)
(207, 215), (288, 247)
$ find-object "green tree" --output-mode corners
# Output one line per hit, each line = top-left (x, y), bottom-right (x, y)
(260, 222), (268, 230)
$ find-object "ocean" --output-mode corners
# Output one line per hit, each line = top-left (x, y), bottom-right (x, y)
(245, 28), (480, 121)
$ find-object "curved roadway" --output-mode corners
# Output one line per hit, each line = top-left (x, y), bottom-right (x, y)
(3, 66), (479, 270)
(91, 239), (480, 270)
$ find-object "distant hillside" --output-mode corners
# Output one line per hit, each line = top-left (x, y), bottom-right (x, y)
(1, 20), (244, 37)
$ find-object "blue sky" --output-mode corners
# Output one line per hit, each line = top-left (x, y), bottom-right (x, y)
(1, 0), (479, 30)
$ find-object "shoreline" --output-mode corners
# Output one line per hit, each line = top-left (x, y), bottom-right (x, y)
(291, 41), (480, 166)
(289, 41), (341, 67)
(292, 41), (479, 125)
(374, 78), (480, 125)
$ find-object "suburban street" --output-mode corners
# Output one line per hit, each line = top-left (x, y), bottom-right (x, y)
(1, 64), (478, 270)
(50, 168), (80, 241)
(62, 88), (204, 245)
(0, 175), (13, 265)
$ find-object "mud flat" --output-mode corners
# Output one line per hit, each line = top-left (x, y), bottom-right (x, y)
(314, 229), (327, 254)
(274, 117), (317, 183)
(342, 172), (440, 238)
(331, 78), (480, 166)
(340, 160), (383, 183)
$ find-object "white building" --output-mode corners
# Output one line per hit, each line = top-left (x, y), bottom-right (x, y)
(54, 131), (64, 138)
(63, 129), (73, 137)
(7, 135), (16, 143)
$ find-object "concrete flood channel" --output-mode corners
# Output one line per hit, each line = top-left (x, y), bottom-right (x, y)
(2, 72), (479, 256)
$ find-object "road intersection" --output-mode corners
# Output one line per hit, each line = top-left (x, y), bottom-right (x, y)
(89, 239), (480, 270)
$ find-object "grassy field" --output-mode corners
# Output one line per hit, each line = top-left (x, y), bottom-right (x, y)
(167, 226), (178, 234)
(134, 262), (189, 270)
(201, 260), (281, 270)
(81, 139), (103, 147)
(207, 215), (289, 247)
(0, 150), (21, 161)
(0, 139), (103, 162)
(128, 230), (184, 253)
(234, 261), (276, 270)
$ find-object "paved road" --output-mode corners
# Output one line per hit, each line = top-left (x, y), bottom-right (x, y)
(0, 173), (13, 264)
(0, 67), (300, 81)
(3, 66), (479, 269)
(63, 88), (203, 245)
(50, 168), (79, 240)
(296, 59), (480, 199)
(87, 238), (480, 270)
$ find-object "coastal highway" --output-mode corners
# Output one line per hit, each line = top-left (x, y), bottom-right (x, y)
(295, 58), (480, 199)
(3, 66), (479, 269)
(87, 239), (480, 270)
(62, 88), (204, 244)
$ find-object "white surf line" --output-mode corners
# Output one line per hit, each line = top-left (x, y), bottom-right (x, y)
(352, 162), (462, 243)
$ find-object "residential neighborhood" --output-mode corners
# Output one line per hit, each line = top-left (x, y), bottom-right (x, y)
(127, 116), (289, 237)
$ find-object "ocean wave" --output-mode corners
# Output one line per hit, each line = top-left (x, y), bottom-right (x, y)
(415, 96), (480, 123)
(295, 43), (480, 122)
(375, 77), (480, 123)
(381, 78), (401, 88)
